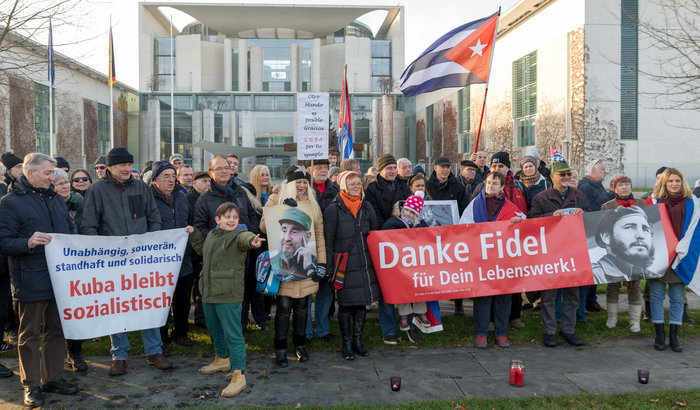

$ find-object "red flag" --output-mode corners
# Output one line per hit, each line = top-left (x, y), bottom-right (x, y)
(108, 26), (116, 86)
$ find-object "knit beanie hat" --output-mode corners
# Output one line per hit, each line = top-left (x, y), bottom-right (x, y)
(150, 160), (176, 180)
(1, 152), (22, 170)
(377, 154), (397, 172)
(610, 175), (632, 190)
(55, 156), (70, 170)
(338, 170), (362, 193)
(94, 155), (107, 167)
(403, 192), (424, 216)
(524, 147), (541, 160)
(106, 147), (133, 166)
(520, 156), (538, 168)
(412, 164), (426, 176)
(491, 152), (511, 169)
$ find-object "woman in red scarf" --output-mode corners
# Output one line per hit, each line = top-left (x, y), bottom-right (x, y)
(601, 175), (645, 332)
(324, 171), (380, 360)
(649, 168), (693, 352)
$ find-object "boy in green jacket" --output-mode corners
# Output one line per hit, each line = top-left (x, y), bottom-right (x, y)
(186, 202), (264, 398)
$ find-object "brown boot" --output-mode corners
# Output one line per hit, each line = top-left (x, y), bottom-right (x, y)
(109, 360), (127, 376)
(199, 355), (231, 375)
(146, 354), (172, 370)
(221, 370), (246, 397)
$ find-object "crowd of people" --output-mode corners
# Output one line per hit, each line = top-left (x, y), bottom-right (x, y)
(0, 145), (697, 405)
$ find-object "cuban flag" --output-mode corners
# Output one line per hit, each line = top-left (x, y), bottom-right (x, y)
(413, 301), (443, 333)
(672, 198), (700, 294)
(550, 145), (565, 163)
(400, 12), (499, 97)
(338, 69), (354, 159)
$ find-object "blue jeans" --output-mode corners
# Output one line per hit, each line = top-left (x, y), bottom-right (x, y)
(650, 281), (684, 325)
(312, 281), (333, 337)
(110, 328), (162, 360)
(473, 295), (511, 337)
(378, 297), (398, 336)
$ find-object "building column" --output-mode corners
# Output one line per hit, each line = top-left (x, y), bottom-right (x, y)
(146, 98), (161, 161)
(238, 39), (248, 92)
(191, 110), (203, 170)
(250, 45), (263, 92)
(230, 110), (238, 146)
(290, 44), (300, 92)
(201, 108), (215, 167)
(381, 95), (393, 156)
(371, 98), (381, 163)
(224, 38), (232, 92)
(311, 39), (321, 92)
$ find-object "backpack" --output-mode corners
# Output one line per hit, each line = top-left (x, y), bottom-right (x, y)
(255, 251), (279, 295)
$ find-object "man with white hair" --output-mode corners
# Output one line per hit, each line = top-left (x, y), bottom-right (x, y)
(0, 153), (77, 407)
(396, 158), (412, 185)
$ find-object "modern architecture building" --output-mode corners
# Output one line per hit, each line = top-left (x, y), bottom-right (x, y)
(138, 2), (406, 176)
(411, 0), (700, 187)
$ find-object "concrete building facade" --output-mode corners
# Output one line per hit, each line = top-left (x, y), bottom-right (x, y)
(138, 2), (406, 176)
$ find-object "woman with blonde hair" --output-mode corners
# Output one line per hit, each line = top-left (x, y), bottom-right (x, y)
(261, 165), (326, 367)
(246, 164), (272, 211)
(648, 168), (693, 352)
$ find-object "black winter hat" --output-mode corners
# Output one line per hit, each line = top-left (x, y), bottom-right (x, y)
(150, 160), (176, 181)
(286, 165), (310, 183)
(94, 155), (107, 166)
(2, 152), (22, 170)
(491, 151), (511, 169)
(55, 156), (69, 170)
(106, 147), (134, 166)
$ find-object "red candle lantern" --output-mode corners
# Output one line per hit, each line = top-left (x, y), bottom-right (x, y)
(509, 360), (524, 387)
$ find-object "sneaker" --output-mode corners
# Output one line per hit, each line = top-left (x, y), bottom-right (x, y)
(199, 355), (231, 375)
(407, 328), (422, 344)
(0, 341), (16, 352)
(146, 353), (172, 370)
(496, 336), (511, 348)
(109, 360), (127, 376)
(221, 370), (246, 397)
(510, 319), (525, 329)
(24, 386), (43, 407)
(399, 315), (410, 331)
(415, 314), (432, 328)
(382, 334), (398, 345)
(40, 378), (78, 395)
(474, 334), (487, 349)
(173, 336), (196, 347)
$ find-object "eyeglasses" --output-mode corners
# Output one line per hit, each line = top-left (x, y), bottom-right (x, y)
(72, 177), (90, 182)
(95, 166), (106, 170)
(557, 172), (573, 177)
(210, 166), (231, 173)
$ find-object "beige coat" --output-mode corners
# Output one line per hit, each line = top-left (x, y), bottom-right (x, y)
(261, 191), (325, 298)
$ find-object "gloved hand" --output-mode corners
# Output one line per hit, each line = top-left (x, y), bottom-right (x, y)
(282, 198), (298, 207)
(312, 264), (327, 282)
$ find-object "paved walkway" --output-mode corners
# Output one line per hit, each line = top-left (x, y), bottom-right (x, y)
(0, 292), (698, 408)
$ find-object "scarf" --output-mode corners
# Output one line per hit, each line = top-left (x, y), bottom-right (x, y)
(314, 180), (326, 194)
(150, 184), (174, 207)
(662, 193), (687, 238)
(485, 192), (506, 221)
(520, 172), (540, 189)
(339, 190), (362, 218)
(614, 194), (636, 208)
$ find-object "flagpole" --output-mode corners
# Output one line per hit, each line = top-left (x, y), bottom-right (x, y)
(109, 16), (114, 150)
(473, 8), (501, 154)
(48, 19), (54, 157)
(170, 14), (175, 158)
(339, 64), (346, 156)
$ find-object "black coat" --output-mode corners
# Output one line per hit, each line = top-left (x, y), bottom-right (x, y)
(193, 180), (259, 237)
(313, 179), (340, 213)
(186, 189), (201, 216)
(426, 171), (469, 214)
(0, 176), (72, 302)
(324, 195), (380, 307)
(577, 176), (613, 211)
(364, 175), (411, 228)
(473, 166), (489, 186)
(152, 186), (193, 277)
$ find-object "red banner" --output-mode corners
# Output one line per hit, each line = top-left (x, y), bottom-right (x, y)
(367, 215), (594, 304)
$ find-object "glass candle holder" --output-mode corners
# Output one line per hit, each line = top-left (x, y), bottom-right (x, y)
(390, 376), (401, 391)
(638, 369), (649, 384)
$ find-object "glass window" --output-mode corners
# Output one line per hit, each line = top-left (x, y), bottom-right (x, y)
(621, 0), (638, 140)
(255, 95), (275, 110)
(234, 95), (252, 110)
(33, 82), (55, 154)
(275, 95), (295, 111)
(232, 48), (239, 91)
(197, 95), (232, 111)
(371, 40), (391, 58)
(154, 38), (174, 56)
(97, 103), (110, 156)
(174, 95), (194, 110)
(372, 59), (391, 76)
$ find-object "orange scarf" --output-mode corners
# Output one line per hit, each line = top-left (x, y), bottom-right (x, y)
(340, 190), (362, 218)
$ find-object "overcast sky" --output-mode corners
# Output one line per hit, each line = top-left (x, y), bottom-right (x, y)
(52, 0), (519, 89)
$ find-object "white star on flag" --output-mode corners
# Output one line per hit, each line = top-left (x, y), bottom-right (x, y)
(469, 38), (487, 57)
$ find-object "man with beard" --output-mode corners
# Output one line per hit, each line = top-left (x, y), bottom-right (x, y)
(593, 207), (655, 283)
(271, 208), (317, 281)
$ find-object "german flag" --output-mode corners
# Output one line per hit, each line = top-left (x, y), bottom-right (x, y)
(108, 26), (116, 86)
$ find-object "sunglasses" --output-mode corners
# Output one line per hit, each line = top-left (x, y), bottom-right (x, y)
(557, 172), (573, 177)
(72, 177), (90, 182)
(95, 166), (106, 170)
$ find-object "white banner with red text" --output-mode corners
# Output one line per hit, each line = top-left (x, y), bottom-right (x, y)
(44, 229), (188, 339)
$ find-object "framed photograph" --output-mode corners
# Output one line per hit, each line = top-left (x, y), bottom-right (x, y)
(419, 200), (460, 227)
(582, 205), (670, 284)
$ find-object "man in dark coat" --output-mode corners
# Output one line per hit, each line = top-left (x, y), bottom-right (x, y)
(459, 159), (478, 201)
(0, 153), (77, 407)
(150, 161), (196, 347)
(194, 156), (259, 237)
(469, 151), (489, 186)
(1, 152), (23, 194)
(364, 153), (411, 344)
(365, 154), (411, 228)
(471, 152), (528, 213)
(426, 156), (469, 215)
(307, 159), (340, 342)
(186, 171), (210, 327)
(81, 147), (170, 376)
(576, 159), (613, 312)
(529, 159), (588, 349)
